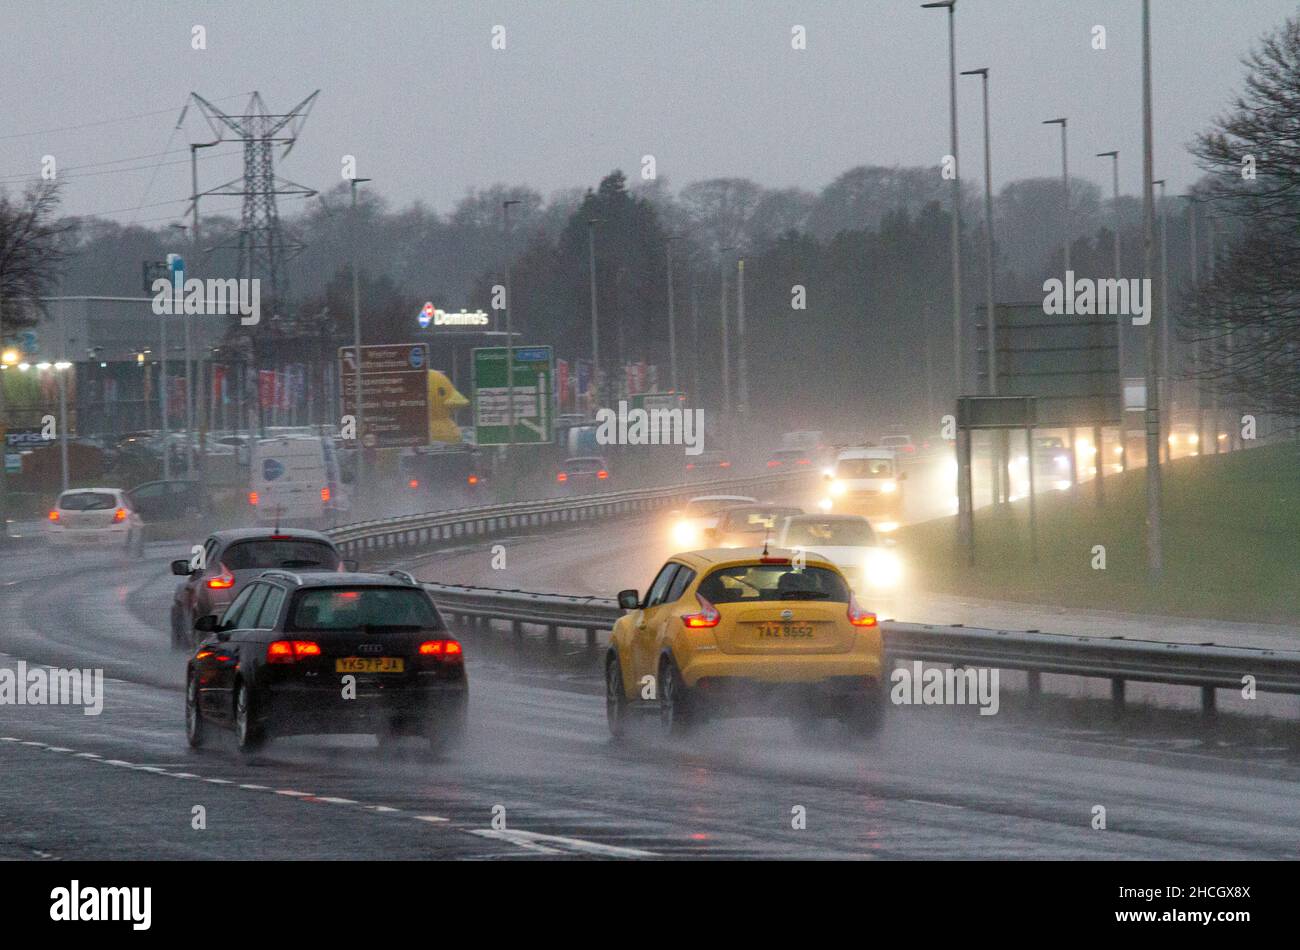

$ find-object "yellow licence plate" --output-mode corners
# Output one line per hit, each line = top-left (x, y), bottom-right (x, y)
(335, 657), (405, 673)
(756, 623), (814, 639)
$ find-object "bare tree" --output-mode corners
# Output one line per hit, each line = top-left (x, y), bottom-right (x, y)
(1188, 16), (1300, 424)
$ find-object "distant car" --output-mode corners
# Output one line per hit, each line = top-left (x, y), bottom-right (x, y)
(45, 487), (144, 556)
(170, 528), (352, 649)
(556, 456), (611, 493)
(127, 479), (208, 526)
(778, 514), (902, 611)
(605, 548), (884, 739)
(1167, 423), (1201, 460)
(879, 434), (916, 455)
(401, 445), (488, 504)
(667, 494), (758, 548)
(684, 451), (733, 480)
(820, 447), (907, 528)
(185, 570), (467, 754)
(766, 448), (818, 469)
(704, 504), (805, 548)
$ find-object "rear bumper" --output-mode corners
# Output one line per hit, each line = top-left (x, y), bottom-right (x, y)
(688, 674), (881, 715)
(258, 679), (466, 735)
(46, 526), (131, 546)
(678, 651), (883, 688)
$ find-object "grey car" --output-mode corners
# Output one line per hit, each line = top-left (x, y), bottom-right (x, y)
(169, 528), (355, 648)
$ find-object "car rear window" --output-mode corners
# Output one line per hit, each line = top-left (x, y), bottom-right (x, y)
(565, 458), (606, 472)
(222, 539), (340, 570)
(721, 507), (803, 530)
(784, 519), (877, 547)
(58, 492), (117, 511)
(697, 564), (849, 604)
(836, 458), (893, 478)
(289, 588), (442, 630)
(685, 498), (751, 516)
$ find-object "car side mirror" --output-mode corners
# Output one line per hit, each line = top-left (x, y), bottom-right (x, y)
(342, 558), (359, 572)
(171, 559), (194, 576)
(193, 614), (222, 633)
(617, 589), (640, 610)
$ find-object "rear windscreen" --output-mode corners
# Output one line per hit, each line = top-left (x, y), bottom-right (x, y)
(721, 508), (802, 530)
(697, 565), (849, 604)
(784, 520), (877, 547)
(58, 492), (116, 511)
(566, 458), (605, 472)
(289, 588), (442, 630)
(222, 540), (340, 571)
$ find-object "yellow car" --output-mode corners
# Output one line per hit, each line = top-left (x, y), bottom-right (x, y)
(606, 547), (885, 739)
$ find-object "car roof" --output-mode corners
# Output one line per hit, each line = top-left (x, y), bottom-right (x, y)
(837, 447), (895, 459)
(687, 494), (758, 504)
(667, 546), (839, 571)
(719, 503), (803, 515)
(59, 486), (123, 495)
(785, 513), (871, 523)
(207, 527), (336, 544)
(258, 570), (418, 589)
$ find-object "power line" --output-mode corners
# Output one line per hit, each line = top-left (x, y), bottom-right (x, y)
(0, 92), (251, 142)
(0, 147), (242, 186)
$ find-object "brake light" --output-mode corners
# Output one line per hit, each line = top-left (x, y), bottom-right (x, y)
(321, 487), (331, 502)
(408, 479), (419, 489)
(419, 639), (463, 658)
(597, 470), (609, 479)
(719, 461), (731, 468)
(206, 564), (234, 589)
(685, 463), (695, 470)
(760, 557), (791, 565)
(557, 472), (568, 482)
(797, 458), (810, 465)
(467, 475), (479, 485)
(48, 510), (59, 522)
(113, 508), (128, 522)
(767, 460), (780, 468)
(848, 593), (878, 627)
(267, 640), (321, 664)
(248, 491), (259, 506)
(681, 593), (721, 628)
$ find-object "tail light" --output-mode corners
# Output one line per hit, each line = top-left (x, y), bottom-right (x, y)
(467, 475), (479, 486)
(206, 564), (235, 589)
(48, 510), (60, 522)
(597, 470), (609, 479)
(685, 463), (695, 470)
(267, 640), (321, 664)
(408, 479), (419, 489)
(847, 593), (878, 628)
(248, 491), (259, 506)
(556, 472), (568, 483)
(681, 593), (721, 628)
(797, 458), (810, 465)
(113, 508), (128, 522)
(767, 460), (780, 468)
(419, 639), (464, 659)
(321, 487), (331, 502)
(719, 461), (731, 468)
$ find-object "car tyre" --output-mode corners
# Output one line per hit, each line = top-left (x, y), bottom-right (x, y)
(606, 654), (628, 740)
(659, 656), (696, 738)
(185, 673), (205, 748)
(170, 607), (187, 650)
(234, 679), (266, 752)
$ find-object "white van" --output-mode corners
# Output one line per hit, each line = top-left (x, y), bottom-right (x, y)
(249, 436), (348, 527)
(819, 446), (906, 528)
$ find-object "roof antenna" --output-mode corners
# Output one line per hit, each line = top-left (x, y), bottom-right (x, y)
(762, 524), (771, 557)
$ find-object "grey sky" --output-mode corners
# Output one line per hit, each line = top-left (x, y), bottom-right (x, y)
(2, 0), (1292, 224)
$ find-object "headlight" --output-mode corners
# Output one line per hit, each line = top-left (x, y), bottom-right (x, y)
(830, 479), (846, 496)
(1055, 455), (1069, 471)
(672, 521), (697, 547)
(864, 549), (903, 588)
(1189, 433), (1199, 446)
(1054, 479), (1072, 491)
(818, 497), (833, 511)
(880, 480), (897, 493)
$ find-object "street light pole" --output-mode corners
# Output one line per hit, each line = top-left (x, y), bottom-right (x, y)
(502, 200), (521, 459)
(736, 256), (747, 418)
(350, 177), (372, 507)
(1153, 178), (1170, 462)
(587, 218), (601, 410)
(665, 234), (683, 394)
(719, 247), (735, 424)
(923, 0), (963, 397)
(1044, 116), (1080, 492)
(1097, 150), (1125, 472)
(168, 223), (192, 477)
(1181, 193), (1205, 453)
(1141, 0), (1163, 575)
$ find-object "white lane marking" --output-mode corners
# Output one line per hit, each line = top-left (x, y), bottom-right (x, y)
(470, 828), (655, 858)
(167, 772), (200, 779)
(275, 789), (314, 797)
(904, 799), (965, 811)
(365, 805), (400, 813)
(45, 746), (72, 753)
(239, 783), (270, 791)
(204, 777), (233, 785)
(415, 815), (450, 824)
(315, 797), (357, 805)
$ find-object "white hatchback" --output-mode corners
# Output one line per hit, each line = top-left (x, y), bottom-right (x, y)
(46, 487), (144, 555)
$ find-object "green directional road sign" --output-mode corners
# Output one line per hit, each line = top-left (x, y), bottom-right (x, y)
(472, 346), (553, 445)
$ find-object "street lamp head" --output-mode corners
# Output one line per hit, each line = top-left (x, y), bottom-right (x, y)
(921, 1), (955, 8)
(1096, 150), (1118, 158)
(1043, 117), (1067, 126)
(1152, 178), (1166, 186)
(959, 67), (987, 77)
(503, 199), (522, 208)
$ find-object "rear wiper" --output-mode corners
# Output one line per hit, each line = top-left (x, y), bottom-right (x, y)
(780, 592), (831, 600)
(279, 559), (322, 568)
